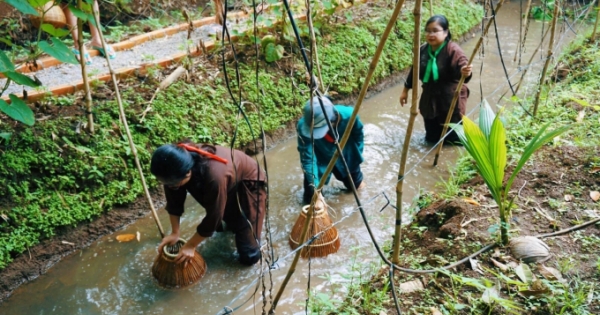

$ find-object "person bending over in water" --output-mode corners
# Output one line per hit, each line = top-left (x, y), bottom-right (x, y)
(150, 141), (266, 266)
(297, 96), (366, 205)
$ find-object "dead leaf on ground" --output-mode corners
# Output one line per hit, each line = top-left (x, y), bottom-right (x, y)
(538, 265), (565, 283)
(515, 263), (535, 284)
(430, 307), (443, 315)
(490, 258), (509, 271)
(482, 285), (500, 304)
(470, 258), (485, 275)
(576, 110), (586, 122)
(564, 194), (575, 202)
(590, 191), (600, 202)
(399, 279), (424, 293)
(116, 234), (136, 242)
(583, 210), (600, 219)
(590, 166), (600, 174)
(519, 279), (551, 297)
(463, 197), (480, 206)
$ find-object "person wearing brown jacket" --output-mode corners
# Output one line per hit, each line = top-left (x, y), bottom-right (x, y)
(400, 15), (473, 144)
(150, 142), (266, 266)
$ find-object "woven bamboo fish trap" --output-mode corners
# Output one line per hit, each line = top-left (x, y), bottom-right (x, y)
(151, 239), (207, 289)
(289, 205), (340, 258)
(30, 2), (67, 29)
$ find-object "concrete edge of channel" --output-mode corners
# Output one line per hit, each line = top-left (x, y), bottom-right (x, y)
(0, 12), (309, 103)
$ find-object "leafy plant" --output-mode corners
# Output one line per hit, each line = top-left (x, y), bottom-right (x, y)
(531, 0), (555, 21)
(0, 0), (82, 126)
(451, 100), (570, 245)
(261, 35), (284, 63)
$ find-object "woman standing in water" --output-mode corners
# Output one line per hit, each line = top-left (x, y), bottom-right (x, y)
(400, 15), (473, 144)
(150, 141), (266, 266)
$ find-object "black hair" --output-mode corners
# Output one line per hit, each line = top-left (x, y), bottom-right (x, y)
(426, 15), (452, 40)
(150, 141), (212, 183)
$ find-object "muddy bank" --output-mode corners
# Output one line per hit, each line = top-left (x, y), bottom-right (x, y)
(371, 145), (600, 314)
(0, 189), (165, 303)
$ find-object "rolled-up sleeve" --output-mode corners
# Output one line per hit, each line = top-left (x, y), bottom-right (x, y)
(164, 185), (187, 216)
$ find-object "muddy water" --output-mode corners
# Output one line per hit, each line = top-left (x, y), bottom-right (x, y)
(2, 2), (581, 314)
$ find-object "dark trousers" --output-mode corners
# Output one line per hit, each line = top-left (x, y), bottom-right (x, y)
(423, 112), (462, 144)
(302, 167), (363, 204)
(222, 181), (266, 265)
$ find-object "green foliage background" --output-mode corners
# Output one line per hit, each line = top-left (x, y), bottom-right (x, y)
(0, 0), (482, 269)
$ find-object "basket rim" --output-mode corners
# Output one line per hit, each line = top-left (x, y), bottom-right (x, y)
(162, 238), (187, 258)
(289, 232), (339, 247)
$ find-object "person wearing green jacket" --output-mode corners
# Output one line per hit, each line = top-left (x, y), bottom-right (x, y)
(297, 96), (366, 205)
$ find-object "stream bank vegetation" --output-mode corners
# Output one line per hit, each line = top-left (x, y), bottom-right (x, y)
(308, 30), (600, 315)
(0, 0), (482, 301)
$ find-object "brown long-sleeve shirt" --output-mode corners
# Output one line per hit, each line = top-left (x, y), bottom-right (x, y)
(163, 145), (265, 237)
(405, 40), (471, 119)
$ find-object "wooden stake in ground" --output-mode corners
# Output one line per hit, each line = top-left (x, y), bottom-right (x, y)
(140, 66), (188, 123)
(392, 0), (422, 265)
(532, 1), (560, 117)
(432, 0), (505, 167)
(592, 0), (599, 40)
(91, 6), (164, 238)
(269, 0), (407, 312)
(305, 0), (325, 92)
(76, 0), (94, 134)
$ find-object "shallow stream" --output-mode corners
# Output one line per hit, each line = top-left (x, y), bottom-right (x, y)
(1, 1), (582, 314)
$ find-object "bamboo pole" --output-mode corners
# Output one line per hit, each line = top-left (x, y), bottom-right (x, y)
(513, 0), (522, 62)
(429, 0), (433, 17)
(514, 26), (550, 94)
(592, 0), (599, 40)
(532, 1), (559, 117)
(91, 5), (165, 238)
(76, 0), (94, 134)
(514, 0), (532, 65)
(432, 0), (505, 167)
(269, 0), (407, 311)
(392, 0), (422, 265)
(306, 0), (325, 92)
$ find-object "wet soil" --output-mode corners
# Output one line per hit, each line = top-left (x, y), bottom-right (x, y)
(367, 145), (600, 314)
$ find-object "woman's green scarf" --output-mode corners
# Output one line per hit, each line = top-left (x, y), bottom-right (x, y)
(423, 40), (448, 83)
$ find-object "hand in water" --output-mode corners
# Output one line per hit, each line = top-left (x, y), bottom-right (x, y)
(157, 233), (179, 254)
(174, 242), (196, 266)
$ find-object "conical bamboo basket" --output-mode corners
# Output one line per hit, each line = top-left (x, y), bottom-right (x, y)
(30, 2), (67, 29)
(151, 239), (207, 289)
(289, 205), (340, 258)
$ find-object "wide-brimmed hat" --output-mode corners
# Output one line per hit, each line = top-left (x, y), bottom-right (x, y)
(299, 96), (335, 139)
